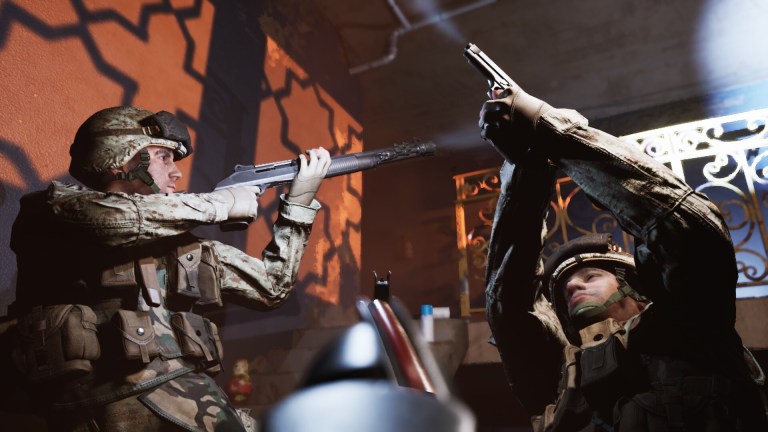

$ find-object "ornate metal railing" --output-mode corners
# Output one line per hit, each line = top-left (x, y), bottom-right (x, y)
(454, 108), (768, 317)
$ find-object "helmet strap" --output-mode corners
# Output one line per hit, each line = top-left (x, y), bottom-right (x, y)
(109, 148), (161, 193)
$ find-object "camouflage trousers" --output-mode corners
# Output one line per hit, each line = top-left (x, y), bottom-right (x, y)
(52, 371), (253, 432)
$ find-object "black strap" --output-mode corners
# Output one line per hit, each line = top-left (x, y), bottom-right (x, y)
(107, 149), (160, 193)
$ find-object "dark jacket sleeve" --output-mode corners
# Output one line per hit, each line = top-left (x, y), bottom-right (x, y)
(535, 109), (737, 319)
(534, 108), (748, 379)
(485, 154), (565, 414)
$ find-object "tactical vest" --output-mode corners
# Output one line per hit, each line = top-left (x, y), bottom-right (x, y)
(531, 317), (767, 431)
(531, 318), (635, 432)
(12, 236), (226, 407)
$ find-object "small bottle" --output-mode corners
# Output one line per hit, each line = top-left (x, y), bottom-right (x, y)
(420, 304), (434, 342)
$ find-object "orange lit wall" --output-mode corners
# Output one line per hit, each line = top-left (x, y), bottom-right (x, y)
(0, 0), (363, 334)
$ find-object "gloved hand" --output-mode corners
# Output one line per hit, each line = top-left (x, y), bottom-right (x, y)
(287, 147), (331, 206)
(211, 186), (261, 220)
(478, 84), (552, 163)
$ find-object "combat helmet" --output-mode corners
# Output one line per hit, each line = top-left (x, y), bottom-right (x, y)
(543, 233), (647, 336)
(69, 106), (192, 192)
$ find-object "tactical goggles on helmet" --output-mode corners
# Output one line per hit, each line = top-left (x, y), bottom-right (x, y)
(91, 110), (193, 160)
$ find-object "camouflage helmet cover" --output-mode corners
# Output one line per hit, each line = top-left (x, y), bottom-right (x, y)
(69, 106), (192, 187)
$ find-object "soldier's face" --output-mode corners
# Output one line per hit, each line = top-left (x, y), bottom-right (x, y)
(564, 267), (618, 316)
(563, 266), (643, 325)
(144, 145), (183, 194)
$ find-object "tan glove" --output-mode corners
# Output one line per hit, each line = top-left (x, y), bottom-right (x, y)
(478, 85), (552, 163)
(287, 147), (331, 206)
(211, 186), (260, 219)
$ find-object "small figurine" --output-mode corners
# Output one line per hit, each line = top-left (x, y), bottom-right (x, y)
(226, 358), (253, 404)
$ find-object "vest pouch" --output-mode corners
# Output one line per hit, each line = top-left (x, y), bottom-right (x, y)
(197, 243), (223, 307)
(170, 312), (223, 375)
(580, 334), (635, 407)
(205, 320), (224, 376)
(170, 241), (223, 310)
(113, 310), (159, 363)
(15, 304), (100, 382)
(534, 345), (591, 432)
(173, 242), (203, 303)
(101, 261), (137, 288)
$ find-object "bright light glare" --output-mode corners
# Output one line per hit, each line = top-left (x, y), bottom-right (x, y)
(694, 0), (768, 106)
(343, 324), (381, 367)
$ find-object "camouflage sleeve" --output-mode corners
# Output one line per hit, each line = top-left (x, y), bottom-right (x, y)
(47, 181), (232, 247)
(213, 194), (320, 308)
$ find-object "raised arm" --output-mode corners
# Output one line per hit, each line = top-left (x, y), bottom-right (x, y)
(485, 154), (565, 414)
(535, 109), (737, 319)
(44, 181), (262, 247)
(479, 84), (742, 376)
(480, 85), (737, 315)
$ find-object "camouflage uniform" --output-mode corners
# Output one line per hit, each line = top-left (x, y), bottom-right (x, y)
(485, 107), (768, 430)
(10, 180), (320, 431)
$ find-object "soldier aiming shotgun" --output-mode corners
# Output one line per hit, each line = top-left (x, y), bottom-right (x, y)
(5, 105), (436, 432)
(215, 139), (436, 230)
